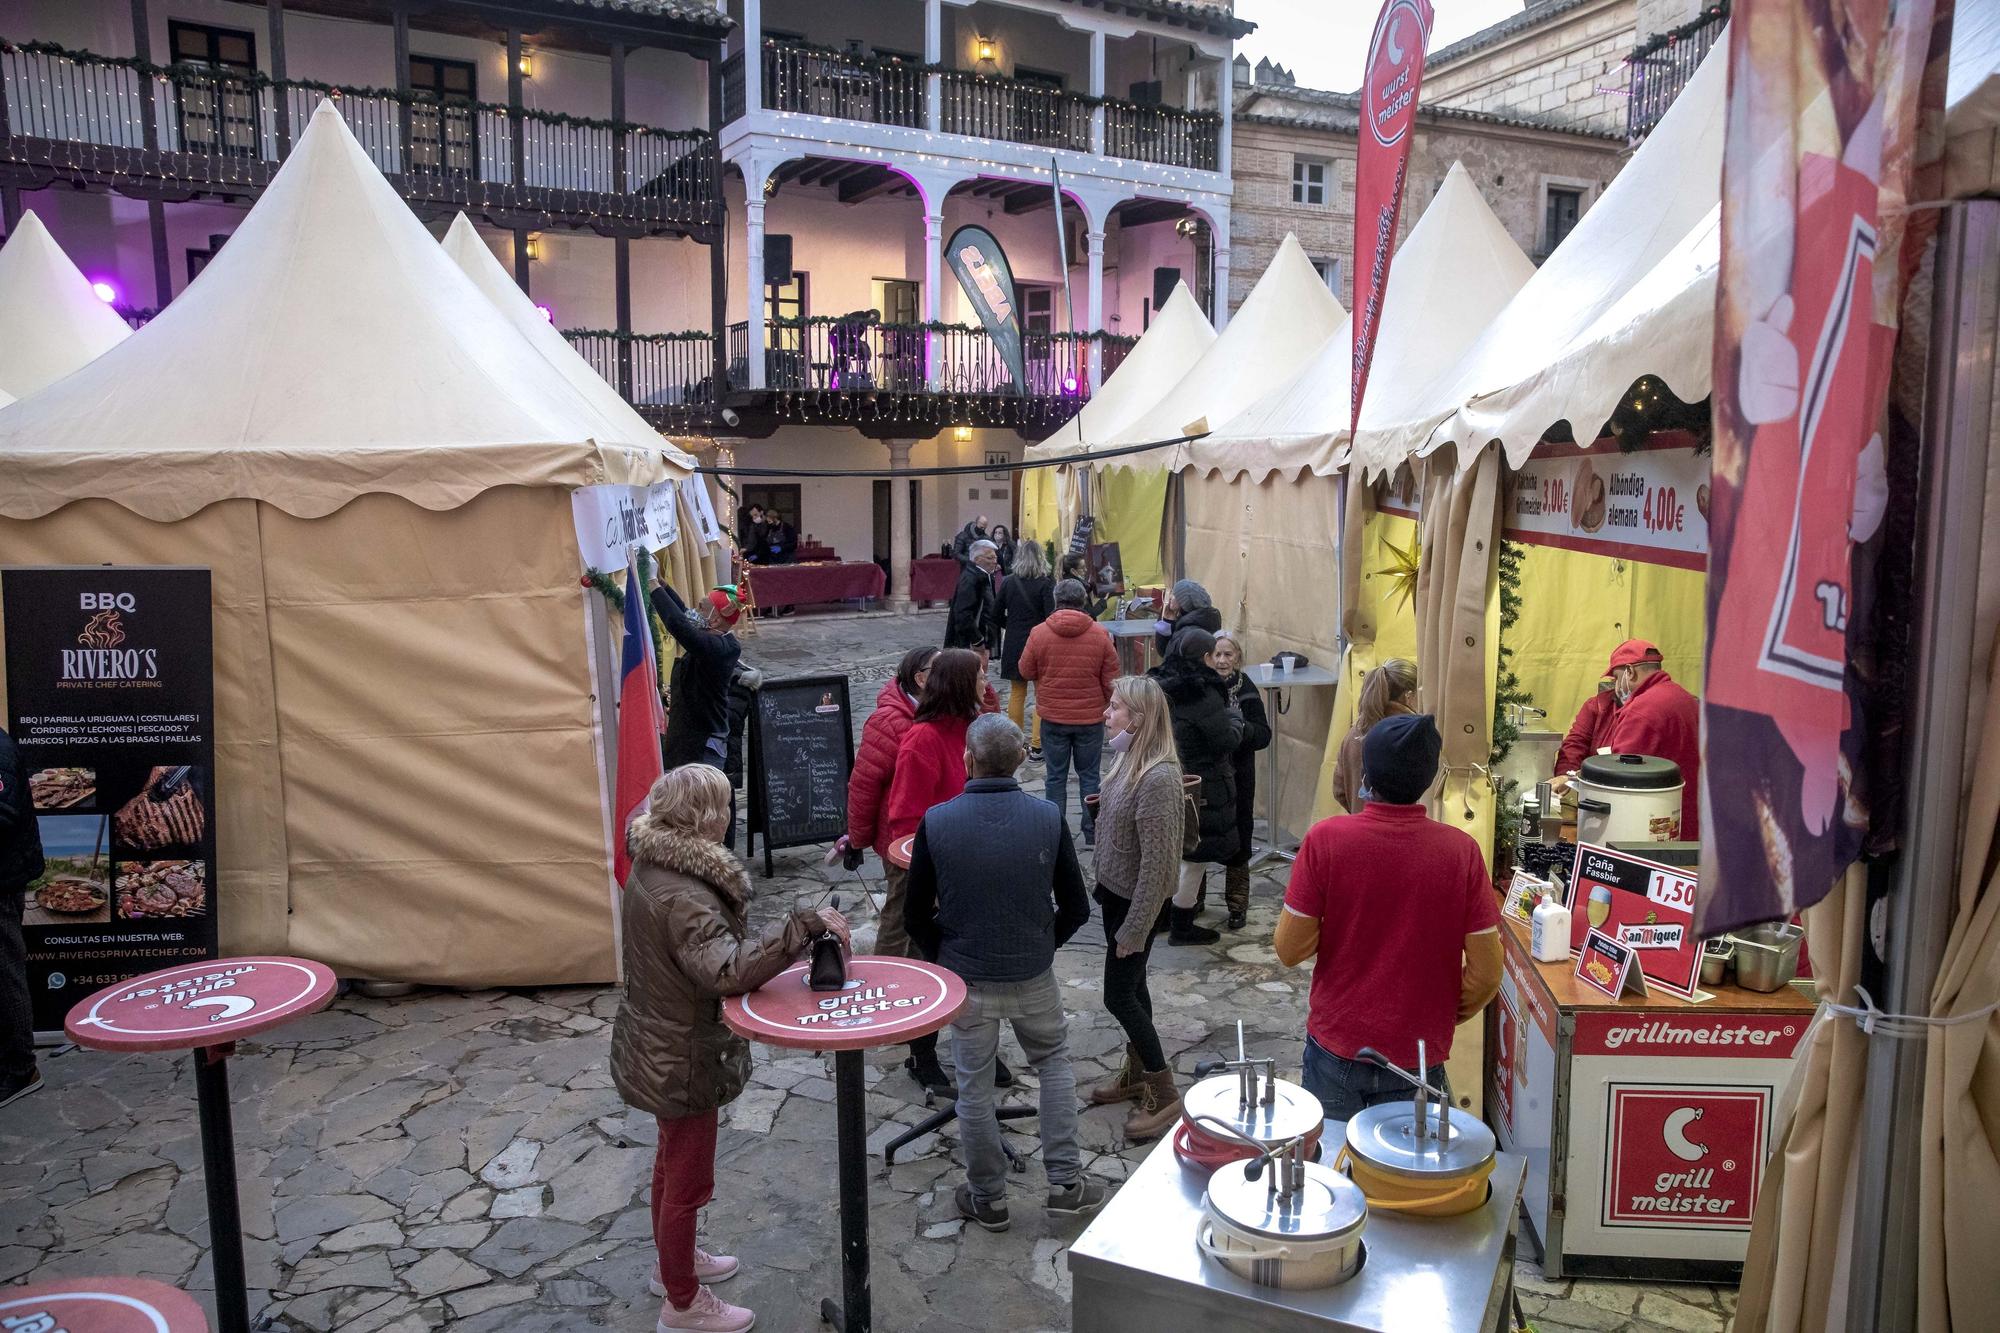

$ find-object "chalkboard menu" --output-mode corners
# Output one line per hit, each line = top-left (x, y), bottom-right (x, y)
(747, 673), (854, 875)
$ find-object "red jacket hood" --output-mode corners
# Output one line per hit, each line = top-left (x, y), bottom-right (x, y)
(1045, 608), (1099, 638)
(873, 676), (917, 720)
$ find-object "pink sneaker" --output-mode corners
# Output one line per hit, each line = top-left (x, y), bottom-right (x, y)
(656, 1286), (756, 1332)
(650, 1248), (741, 1296)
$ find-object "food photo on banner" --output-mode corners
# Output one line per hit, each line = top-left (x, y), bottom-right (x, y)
(2, 567), (219, 1031)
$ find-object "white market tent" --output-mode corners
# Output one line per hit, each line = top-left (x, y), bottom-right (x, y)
(1100, 233), (1347, 471)
(0, 102), (686, 987)
(0, 209), (132, 400)
(1352, 43), (1726, 477)
(1023, 280), (1216, 460)
(1946, 2), (2000, 197)
(1184, 161), (1537, 483)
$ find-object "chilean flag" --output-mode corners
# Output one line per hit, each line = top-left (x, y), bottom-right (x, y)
(614, 549), (665, 885)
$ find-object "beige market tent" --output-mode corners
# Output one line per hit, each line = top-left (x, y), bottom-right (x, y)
(0, 102), (685, 986)
(1098, 233), (1346, 472)
(0, 209), (132, 399)
(1945, 3), (2000, 197)
(1025, 281), (1216, 461)
(1353, 44), (1726, 477)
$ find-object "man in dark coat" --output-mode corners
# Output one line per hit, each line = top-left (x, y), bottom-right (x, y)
(1148, 627), (1242, 945)
(0, 725), (45, 1106)
(946, 540), (1000, 651)
(952, 515), (991, 564)
(651, 581), (747, 841)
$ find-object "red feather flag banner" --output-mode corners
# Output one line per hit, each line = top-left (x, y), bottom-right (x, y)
(1351, 0), (1435, 435)
(1699, 0), (1955, 935)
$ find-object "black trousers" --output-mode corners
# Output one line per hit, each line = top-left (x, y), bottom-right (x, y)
(1097, 889), (1165, 1073)
(0, 884), (34, 1078)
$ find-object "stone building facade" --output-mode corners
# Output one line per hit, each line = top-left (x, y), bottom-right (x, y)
(1421, 0), (1637, 138)
(1228, 78), (1626, 311)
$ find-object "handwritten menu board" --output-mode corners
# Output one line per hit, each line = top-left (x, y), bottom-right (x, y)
(747, 674), (854, 876)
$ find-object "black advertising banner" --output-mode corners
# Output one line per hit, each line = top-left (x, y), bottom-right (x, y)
(944, 225), (1027, 394)
(2, 567), (218, 1030)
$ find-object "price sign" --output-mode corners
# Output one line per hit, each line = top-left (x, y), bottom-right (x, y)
(1503, 435), (1709, 572)
(1566, 843), (1705, 1000)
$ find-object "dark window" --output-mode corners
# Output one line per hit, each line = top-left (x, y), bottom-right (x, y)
(1292, 158), (1327, 206)
(1019, 283), (1057, 336)
(185, 231), (231, 283)
(167, 20), (258, 157)
(408, 55), (478, 174)
(766, 270), (810, 387)
(875, 278), (918, 325)
(1543, 186), (1584, 255)
(1014, 66), (1066, 91)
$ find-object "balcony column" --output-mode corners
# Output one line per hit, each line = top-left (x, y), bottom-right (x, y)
(130, 0), (172, 307)
(268, 0), (290, 155)
(1088, 29), (1106, 156)
(713, 438), (742, 576)
(1211, 242), (1230, 331)
(1085, 227), (1106, 390)
(887, 440), (914, 610)
(612, 44), (633, 401)
(743, 0), (762, 114)
(507, 29), (526, 186)
(392, 4), (412, 175)
(923, 207), (944, 390)
(745, 196), (767, 390)
(924, 0), (942, 132)
(1217, 57), (1232, 178)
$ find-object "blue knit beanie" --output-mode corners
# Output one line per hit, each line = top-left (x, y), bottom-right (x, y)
(1362, 713), (1442, 805)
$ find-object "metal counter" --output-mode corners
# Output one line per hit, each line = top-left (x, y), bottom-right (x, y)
(1069, 1122), (1526, 1332)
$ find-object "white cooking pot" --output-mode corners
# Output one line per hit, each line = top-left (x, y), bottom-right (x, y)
(1199, 1157), (1367, 1291)
(1574, 753), (1683, 844)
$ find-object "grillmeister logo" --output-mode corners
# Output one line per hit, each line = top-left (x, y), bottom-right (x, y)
(61, 592), (158, 683)
(1600, 1021), (1784, 1052)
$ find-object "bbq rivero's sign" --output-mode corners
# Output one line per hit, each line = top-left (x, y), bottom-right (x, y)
(1503, 432), (1709, 572)
(2, 566), (219, 1032)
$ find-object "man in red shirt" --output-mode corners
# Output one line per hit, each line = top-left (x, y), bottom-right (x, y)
(1274, 714), (1502, 1121)
(1601, 639), (1702, 839)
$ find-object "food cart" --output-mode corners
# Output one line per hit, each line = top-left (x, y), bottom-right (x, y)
(1486, 914), (1812, 1281)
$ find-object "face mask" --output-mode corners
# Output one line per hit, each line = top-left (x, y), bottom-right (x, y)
(1107, 727), (1136, 754)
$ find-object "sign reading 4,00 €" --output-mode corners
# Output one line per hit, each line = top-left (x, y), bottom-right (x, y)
(3, 566), (219, 1031)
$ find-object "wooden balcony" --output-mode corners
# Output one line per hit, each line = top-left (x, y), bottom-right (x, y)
(724, 40), (1221, 172)
(0, 40), (723, 239)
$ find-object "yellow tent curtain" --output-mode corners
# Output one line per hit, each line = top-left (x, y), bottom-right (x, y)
(1092, 465), (1171, 590)
(1019, 464), (1059, 550)
(1312, 503), (1422, 822)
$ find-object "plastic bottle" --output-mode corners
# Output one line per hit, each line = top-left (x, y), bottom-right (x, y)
(1531, 894), (1572, 963)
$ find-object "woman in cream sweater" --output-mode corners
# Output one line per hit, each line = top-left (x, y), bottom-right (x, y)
(1085, 675), (1188, 1141)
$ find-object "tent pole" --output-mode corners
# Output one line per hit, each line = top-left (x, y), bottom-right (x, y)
(1844, 199), (2000, 1329)
(1333, 470), (1349, 659)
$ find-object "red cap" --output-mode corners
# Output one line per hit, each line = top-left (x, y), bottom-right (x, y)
(706, 588), (743, 625)
(1605, 639), (1662, 674)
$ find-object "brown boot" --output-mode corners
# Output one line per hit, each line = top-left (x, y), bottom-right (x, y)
(1088, 1043), (1145, 1105)
(1124, 1067), (1183, 1142)
(1225, 865), (1250, 930)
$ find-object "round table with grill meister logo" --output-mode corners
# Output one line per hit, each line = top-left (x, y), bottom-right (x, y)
(65, 957), (337, 1333)
(724, 957), (966, 1333)
(1, 1277), (211, 1332)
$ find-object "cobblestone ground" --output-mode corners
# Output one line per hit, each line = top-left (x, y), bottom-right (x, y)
(2, 609), (1736, 1331)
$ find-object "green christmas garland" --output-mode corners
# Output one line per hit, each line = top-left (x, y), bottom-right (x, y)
(1490, 538), (1534, 864)
(581, 550), (668, 694)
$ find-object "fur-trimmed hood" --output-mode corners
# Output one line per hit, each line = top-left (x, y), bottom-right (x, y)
(626, 816), (751, 912)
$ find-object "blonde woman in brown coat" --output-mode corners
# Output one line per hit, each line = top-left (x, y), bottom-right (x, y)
(611, 764), (848, 1333)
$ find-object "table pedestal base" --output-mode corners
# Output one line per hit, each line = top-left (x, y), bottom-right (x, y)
(822, 1049), (871, 1332)
(195, 1047), (250, 1333)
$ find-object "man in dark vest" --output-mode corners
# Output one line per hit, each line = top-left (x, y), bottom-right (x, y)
(0, 724), (45, 1106)
(905, 714), (1103, 1231)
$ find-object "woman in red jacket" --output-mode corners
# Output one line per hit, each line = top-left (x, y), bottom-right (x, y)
(841, 646), (938, 880)
(883, 648), (987, 1091)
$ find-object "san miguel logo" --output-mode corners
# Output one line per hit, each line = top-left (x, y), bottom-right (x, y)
(61, 592), (158, 683)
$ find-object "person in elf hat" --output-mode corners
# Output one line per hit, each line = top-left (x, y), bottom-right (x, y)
(651, 580), (748, 836)
(1599, 639), (1702, 838)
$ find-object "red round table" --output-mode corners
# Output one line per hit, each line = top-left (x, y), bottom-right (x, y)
(0, 1277), (210, 1332)
(65, 957), (337, 1333)
(724, 957), (966, 1332)
(885, 835), (915, 871)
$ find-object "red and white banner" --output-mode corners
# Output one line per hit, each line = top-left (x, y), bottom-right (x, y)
(1502, 434), (1708, 571)
(1700, 0), (1954, 934)
(1350, 0), (1434, 435)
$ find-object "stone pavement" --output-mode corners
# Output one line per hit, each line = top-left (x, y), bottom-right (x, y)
(1, 609), (1736, 1332)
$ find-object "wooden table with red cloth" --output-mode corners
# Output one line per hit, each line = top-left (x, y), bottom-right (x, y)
(745, 560), (886, 608)
(910, 556), (961, 604)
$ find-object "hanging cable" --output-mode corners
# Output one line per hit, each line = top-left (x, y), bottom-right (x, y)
(687, 431), (1206, 479)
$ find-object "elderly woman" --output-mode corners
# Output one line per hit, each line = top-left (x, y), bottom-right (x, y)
(1149, 627), (1243, 946)
(1209, 631), (1271, 931)
(997, 541), (1055, 757)
(612, 764), (849, 1333)
(1331, 658), (1419, 813)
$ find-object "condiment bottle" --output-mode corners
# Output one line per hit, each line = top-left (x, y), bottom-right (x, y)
(1531, 893), (1572, 963)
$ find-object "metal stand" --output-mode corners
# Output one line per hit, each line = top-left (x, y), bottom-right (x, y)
(1249, 683), (1295, 866)
(194, 1046), (249, 1333)
(883, 1101), (1036, 1168)
(820, 1049), (872, 1332)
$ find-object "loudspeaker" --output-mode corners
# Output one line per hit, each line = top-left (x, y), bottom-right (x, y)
(1153, 266), (1182, 312)
(764, 233), (793, 282)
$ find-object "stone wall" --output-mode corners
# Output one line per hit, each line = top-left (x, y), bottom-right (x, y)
(1228, 113), (1626, 311)
(1635, 0), (1712, 40)
(1422, 0), (1638, 138)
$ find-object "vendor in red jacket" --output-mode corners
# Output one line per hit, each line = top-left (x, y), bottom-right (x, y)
(1273, 714), (1502, 1122)
(1601, 639), (1701, 838)
(1555, 683), (1620, 776)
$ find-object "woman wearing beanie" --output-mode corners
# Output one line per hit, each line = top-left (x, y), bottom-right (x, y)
(996, 542), (1056, 758)
(1273, 713), (1503, 1121)
(1153, 578), (1222, 662)
(1087, 676), (1189, 1141)
(1148, 627), (1243, 946)
(1330, 658), (1417, 814)
(1208, 632), (1271, 931)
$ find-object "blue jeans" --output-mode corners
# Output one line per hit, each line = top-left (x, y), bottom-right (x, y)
(1301, 1036), (1446, 1124)
(1041, 720), (1104, 834)
(949, 969), (1081, 1205)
